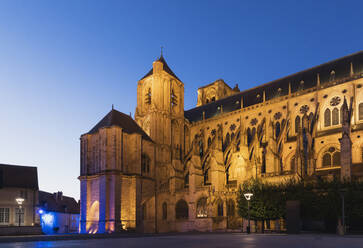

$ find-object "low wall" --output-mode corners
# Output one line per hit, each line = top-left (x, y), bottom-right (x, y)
(0, 226), (43, 236)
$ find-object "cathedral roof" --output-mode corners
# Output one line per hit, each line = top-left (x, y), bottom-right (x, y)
(140, 55), (181, 81)
(0, 164), (38, 190)
(185, 51), (363, 122)
(87, 109), (152, 141)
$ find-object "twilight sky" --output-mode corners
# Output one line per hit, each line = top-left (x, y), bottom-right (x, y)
(0, 0), (362, 199)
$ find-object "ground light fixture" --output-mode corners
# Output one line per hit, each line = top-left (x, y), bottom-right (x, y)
(15, 197), (25, 227)
(244, 193), (253, 234)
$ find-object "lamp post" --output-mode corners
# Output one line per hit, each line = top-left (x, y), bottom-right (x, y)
(15, 197), (25, 227)
(244, 193), (253, 234)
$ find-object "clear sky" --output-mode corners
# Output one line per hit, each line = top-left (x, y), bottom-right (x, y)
(0, 0), (362, 199)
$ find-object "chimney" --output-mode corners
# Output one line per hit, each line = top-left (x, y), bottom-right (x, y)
(54, 191), (63, 201)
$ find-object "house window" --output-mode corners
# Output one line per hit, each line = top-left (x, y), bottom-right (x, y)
(15, 207), (24, 224)
(0, 208), (10, 224)
(324, 109), (331, 127)
(162, 202), (167, 220)
(217, 200), (223, 217)
(322, 147), (340, 167)
(196, 197), (208, 218)
(175, 200), (188, 219)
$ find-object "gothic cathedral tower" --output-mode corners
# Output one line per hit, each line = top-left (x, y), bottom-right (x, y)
(135, 55), (185, 191)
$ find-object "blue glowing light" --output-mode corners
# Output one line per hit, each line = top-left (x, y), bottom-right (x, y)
(41, 213), (55, 226)
(38, 209), (44, 215)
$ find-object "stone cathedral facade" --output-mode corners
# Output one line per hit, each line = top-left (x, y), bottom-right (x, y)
(79, 51), (363, 233)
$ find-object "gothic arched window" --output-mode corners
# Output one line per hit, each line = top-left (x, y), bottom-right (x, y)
(199, 139), (204, 157)
(145, 88), (151, 104)
(322, 147), (340, 167)
(162, 202), (167, 220)
(171, 89), (177, 107)
(308, 113), (314, 130)
(184, 172), (189, 188)
(275, 122), (281, 139)
(322, 153), (331, 167)
(225, 133), (230, 148)
(324, 109), (331, 127)
(227, 199), (235, 217)
(295, 116), (300, 134)
(196, 197), (208, 218)
(175, 200), (188, 219)
(204, 169), (210, 185)
(141, 154), (150, 173)
(359, 103), (363, 120)
(332, 107), (339, 125)
(247, 128), (252, 146)
(208, 137), (212, 148)
(217, 200), (224, 217)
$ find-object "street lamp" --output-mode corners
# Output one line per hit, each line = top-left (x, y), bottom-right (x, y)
(244, 193), (253, 234)
(15, 197), (24, 227)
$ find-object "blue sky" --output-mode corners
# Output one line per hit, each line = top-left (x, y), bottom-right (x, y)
(0, 0), (362, 199)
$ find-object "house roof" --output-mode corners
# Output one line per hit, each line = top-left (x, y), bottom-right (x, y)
(140, 55), (181, 81)
(185, 51), (363, 122)
(0, 164), (38, 190)
(87, 109), (152, 142)
(38, 191), (79, 214)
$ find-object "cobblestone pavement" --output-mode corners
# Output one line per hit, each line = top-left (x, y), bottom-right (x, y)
(1, 233), (363, 248)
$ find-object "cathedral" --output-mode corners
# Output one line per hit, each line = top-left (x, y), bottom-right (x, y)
(79, 51), (363, 233)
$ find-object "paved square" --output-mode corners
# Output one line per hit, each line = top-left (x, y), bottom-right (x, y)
(2, 233), (363, 248)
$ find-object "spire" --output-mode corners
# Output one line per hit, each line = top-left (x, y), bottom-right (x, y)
(160, 46), (164, 58)
(112, 104), (114, 110)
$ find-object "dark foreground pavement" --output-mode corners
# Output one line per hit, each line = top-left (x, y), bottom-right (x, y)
(1, 233), (363, 248)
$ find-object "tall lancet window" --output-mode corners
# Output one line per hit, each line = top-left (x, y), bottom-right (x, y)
(324, 109), (331, 127)
(145, 88), (151, 104)
(332, 108), (339, 125)
(171, 89), (177, 107)
(295, 116), (300, 134)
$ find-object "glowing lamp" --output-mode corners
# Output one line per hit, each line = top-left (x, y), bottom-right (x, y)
(16, 197), (25, 205)
(244, 193), (253, 201)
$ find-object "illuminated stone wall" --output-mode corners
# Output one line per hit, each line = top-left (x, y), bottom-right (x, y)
(80, 52), (363, 233)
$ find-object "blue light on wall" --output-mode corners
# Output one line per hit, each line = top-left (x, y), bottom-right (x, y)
(40, 211), (57, 234)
